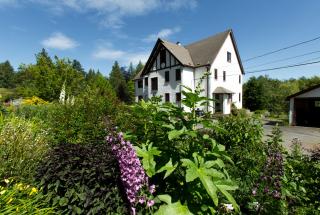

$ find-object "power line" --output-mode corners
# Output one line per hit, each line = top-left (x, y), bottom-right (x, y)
(243, 35), (320, 62)
(245, 60), (320, 74)
(245, 50), (320, 69)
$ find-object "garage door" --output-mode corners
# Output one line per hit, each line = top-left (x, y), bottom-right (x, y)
(295, 98), (320, 127)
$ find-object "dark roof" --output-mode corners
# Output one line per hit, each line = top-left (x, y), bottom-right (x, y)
(135, 29), (244, 79)
(213, 87), (235, 94)
(286, 83), (320, 100)
(185, 30), (230, 67)
(162, 40), (194, 67)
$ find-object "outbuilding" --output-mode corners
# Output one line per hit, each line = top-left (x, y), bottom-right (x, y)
(287, 83), (320, 127)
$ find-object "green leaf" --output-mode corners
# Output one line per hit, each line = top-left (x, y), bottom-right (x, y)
(59, 197), (68, 206)
(157, 194), (172, 204)
(157, 159), (178, 179)
(155, 201), (193, 215)
(134, 143), (161, 177)
(168, 127), (185, 140)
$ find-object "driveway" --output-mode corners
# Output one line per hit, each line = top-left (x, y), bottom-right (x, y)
(263, 124), (320, 152)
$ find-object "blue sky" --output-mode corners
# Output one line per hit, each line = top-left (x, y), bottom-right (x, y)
(0, 0), (320, 80)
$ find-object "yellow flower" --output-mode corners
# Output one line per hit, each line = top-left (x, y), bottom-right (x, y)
(29, 187), (38, 196)
(4, 179), (9, 184)
(0, 190), (6, 195)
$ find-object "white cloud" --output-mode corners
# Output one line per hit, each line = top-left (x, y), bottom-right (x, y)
(93, 46), (149, 65)
(24, 0), (198, 28)
(144, 27), (181, 42)
(41, 32), (78, 50)
(93, 48), (125, 60)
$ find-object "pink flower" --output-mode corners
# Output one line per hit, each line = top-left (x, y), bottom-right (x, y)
(149, 184), (156, 194)
(147, 200), (155, 207)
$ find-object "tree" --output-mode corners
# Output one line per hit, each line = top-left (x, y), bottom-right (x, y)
(15, 49), (86, 101)
(109, 61), (131, 102)
(0, 60), (15, 88)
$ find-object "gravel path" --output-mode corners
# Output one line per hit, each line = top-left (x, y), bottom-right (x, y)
(263, 124), (320, 152)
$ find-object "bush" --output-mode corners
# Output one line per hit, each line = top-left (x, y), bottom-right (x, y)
(15, 87), (121, 145)
(0, 178), (55, 214)
(36, 143), (128, 214)
(0, 116), (49, 181)
(212, 115), (266, 211)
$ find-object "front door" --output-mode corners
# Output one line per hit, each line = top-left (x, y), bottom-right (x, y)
(214, 94), (223, 113)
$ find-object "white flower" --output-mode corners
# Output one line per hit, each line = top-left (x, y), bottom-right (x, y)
(223, 203), (234, 212)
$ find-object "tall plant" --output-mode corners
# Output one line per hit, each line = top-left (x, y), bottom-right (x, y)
(119, 78), (239, 214)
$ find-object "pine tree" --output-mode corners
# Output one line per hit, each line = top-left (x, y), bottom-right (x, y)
(0, 60), (15, 88)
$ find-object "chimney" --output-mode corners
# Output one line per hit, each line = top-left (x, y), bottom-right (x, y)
(176, 41), (181, 46)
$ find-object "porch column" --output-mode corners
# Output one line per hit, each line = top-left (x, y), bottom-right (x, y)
(289, 98), (294, 126)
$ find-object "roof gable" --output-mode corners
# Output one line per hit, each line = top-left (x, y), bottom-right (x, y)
(135, 29), (244, 79)
(286, 83), (320, 100)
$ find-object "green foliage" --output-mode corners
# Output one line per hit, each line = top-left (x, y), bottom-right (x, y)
(0, 60), (15, 88)
(120, 83), (239, 214)
(0, 88), (16, 102)
(15, 49), (85, 101)
(0, 116), (50, 182)
(212, 114), (266, 212)
(0, 178), (55, 214)
(36, 143), (128, 214)
(109, 61), (132, 103)
(243, 75), (320, 113)
(282, 139), (320, 214)
(15, 85), (119, 145)
(155, 195), (193, 215)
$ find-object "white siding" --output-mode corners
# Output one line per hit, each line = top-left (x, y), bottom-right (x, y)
(210, 34), (243, 112)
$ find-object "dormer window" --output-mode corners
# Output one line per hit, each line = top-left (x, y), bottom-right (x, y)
(227, 52), (231, 63)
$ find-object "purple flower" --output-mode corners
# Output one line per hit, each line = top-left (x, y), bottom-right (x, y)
(106, 132), (153, 212)
(149, 184), (156, 194)
(147, 200), (155, 207)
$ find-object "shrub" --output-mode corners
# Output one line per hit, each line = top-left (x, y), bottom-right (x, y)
(36, 143), (128, 214)
(212, 115), (266, 211)
(15, 87), (121, 145)
(0, 178), (55, 214)
(0, 116), (49, 181)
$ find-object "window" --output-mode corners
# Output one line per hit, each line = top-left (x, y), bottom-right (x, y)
(151, 77), (158, 91)
(137, 79), (143, 88)
(227, 52), (231, 62)
(176, 92), (181, 102)
(214, 69), (218, 80)
(165, 93), (170, 102)
(138, 95), (143, 101)
(165, 71), (170, 82)
(239, 75), (241, 84)
(145, 77), (148, 86)
(223, 71), (226, 81)
(239, 93), (241, 102)
(160, 49), (166, 64)
(176, 69), (181, 81)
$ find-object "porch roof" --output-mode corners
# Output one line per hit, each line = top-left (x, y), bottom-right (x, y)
(213, 87), (235, 94)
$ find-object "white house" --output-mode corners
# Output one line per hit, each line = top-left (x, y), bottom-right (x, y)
(287, 83), (320, 127)
(134, 29), (244, 114)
